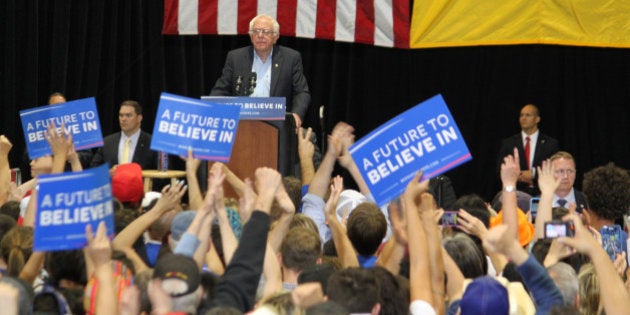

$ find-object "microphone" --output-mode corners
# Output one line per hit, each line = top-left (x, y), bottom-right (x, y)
(248, 72), (257, 96)
(234, 75), (242, 96)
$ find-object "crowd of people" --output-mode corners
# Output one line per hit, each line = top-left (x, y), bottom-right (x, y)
(1, 13), (629, 315)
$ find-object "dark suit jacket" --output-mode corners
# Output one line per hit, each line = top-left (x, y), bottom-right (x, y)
(90, 131), (157, 170)
(574, 190), (588, 213)
(497, 132), (559, 195)
(210, 45), (311, 119)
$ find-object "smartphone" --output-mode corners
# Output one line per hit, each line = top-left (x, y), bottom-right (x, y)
(529, 197), (540, 219)
(440, 211), (458, 226)
(601, 225), (626, 262)
(544, 220), (575, 239)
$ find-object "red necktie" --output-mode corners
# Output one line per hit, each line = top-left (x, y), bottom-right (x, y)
(524, 136), (531, 169)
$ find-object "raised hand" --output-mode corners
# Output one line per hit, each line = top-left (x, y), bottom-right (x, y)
(501, 147), (520, 187)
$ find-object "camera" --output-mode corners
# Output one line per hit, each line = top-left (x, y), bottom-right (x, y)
(544, 220), (574, 239)
(440, 211), (458, 226)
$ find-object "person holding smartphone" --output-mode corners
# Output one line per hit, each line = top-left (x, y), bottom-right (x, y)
(582, 163), (630, 262)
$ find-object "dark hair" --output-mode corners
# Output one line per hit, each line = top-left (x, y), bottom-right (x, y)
(0, 214), (17, 242)
(305, 301), (349, 315)
(120, 100), (142, 115)
(452, 194), (490, 227)
(0, 201), (21, 221)
(280, 227), (321, 271)
(327, 268), (379, 313)
(46, 250), (87, 286)
(346, 203), (386, 256)
(370, 266), (408, 315)
(582, 163), (630, 222)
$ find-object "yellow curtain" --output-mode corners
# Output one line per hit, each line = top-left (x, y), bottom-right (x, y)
(410, 0), (630, 48)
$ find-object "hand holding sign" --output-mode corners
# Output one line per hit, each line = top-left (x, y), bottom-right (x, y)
(85, 221), (112, 268)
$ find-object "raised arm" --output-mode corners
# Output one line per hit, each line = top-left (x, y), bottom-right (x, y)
(45, 122), (72, 174)
(559, 214), (630, 315)
(500, 148), (520, 241)
(85, 221), (117, 315)
(0, 135), (13, 205)
(404, 171), (434, 306)
(336, 127), (370, 196)
(298, 127), (316, 186)
(325, 175), (359, 268)
(418, 193), (445, 314)
(184, 148), (203, 210)
(376, 199), (407, 275)
(534, 159), (560, 240)
(267, 181), (296, 253)
(307, 122), (352, 198)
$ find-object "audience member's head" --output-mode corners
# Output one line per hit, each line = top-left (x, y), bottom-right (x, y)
(443, 232), (487, 278)
(289, 214), (319, 236)
(460, 276), (509, 315)
(0, 201), (21, 221)
(582, 162), (630, 225)
(282, 176), (302, 210)
(346, 203), (387, 256)
(297, 263), (336, 294)
(326, 268), (380, 314)
(547, 262), (579, 306)
(30, 155), (53, 177)
(257, 292), (301, 315)
(46, 249), (87, 287)
(0, 213), (17, 242)
(111, 163), (144, 209)
(305, 300), (348, 315)
(48, 92), (67, 105)
(280, 227), (321, 273)
(578, 263), (601, 315)
(0, 226), (33, 277)
(370, 266), (408, 315)
(153, 254), (203, 313)
(169, 210), (196, 250)
(0, 276), (35, 315)
(452, 194), (490, 227)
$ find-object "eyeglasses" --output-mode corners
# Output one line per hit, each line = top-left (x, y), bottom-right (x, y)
(554, 169), (576, 176)
(249, 29), (276, 36)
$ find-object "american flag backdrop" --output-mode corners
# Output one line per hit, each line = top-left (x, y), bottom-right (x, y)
(163, 0), (410, 48)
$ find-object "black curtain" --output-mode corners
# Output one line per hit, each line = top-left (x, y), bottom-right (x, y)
(2, 0), (629, 200)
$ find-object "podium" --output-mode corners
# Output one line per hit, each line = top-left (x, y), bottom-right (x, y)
(198, 96), (298, 195)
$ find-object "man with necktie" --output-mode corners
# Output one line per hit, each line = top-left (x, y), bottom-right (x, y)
(91, 100), (157, 172)
(497, 104), (559, 196)
(549, 151), (588, 212)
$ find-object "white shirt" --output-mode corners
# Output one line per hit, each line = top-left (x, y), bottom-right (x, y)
(553, 188), (576, 208)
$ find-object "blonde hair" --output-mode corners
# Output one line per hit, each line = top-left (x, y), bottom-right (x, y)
(577, 263), (601, 315)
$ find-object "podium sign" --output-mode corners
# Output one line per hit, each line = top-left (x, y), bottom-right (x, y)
(201, 96), (286, 120)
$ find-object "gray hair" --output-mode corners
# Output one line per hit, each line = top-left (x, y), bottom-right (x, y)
(548, 262), (578, 305)
(249, 14), (280, 33)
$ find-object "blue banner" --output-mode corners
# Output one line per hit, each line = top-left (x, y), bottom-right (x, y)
(34, 164), (114, 251)
(201, 96), (286, 120)
(152, 93), (241, 161)
(20, 97), (104, 160)
(350, 94), (472, 206)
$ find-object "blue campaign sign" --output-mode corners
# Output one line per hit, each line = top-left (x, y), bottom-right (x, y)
(34, 164), (114, 251)
(201, 96), (286, 120)
(20, 97), (104, 159)
(152, 93), (241, 161)
(349, 94), (472, 206)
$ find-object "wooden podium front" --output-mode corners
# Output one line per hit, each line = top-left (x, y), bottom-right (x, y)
(207, 115), (297, 198)
(224, 120), (278, 181)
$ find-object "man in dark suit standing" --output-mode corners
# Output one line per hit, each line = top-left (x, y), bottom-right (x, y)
(91, 100), (157, 171)
(497, 104), (559, 195)
(549, 151), (587, 213)
(210, 14), (311, 128)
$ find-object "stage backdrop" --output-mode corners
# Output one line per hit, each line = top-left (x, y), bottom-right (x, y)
(1, 0), (629, 200)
